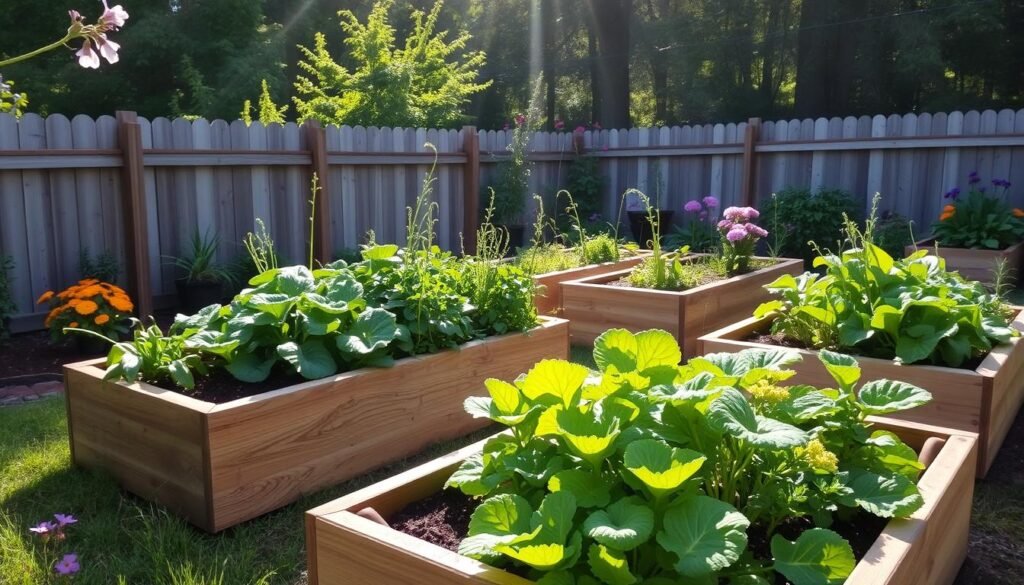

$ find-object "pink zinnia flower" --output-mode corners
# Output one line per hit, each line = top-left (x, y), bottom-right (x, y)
(726, 226), (748, 243)
(703, 196), (719, 209)
(684, 200), (702, 213)
(100, 0), (130, 29)
(76, 39), (101, 69)
(54, 553), (80, 576)
(745, 223), (768, 238)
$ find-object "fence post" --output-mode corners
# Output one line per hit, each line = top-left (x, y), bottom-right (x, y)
(462, 125), (480, 256)
(115, 110), (153, 319)
(740, 117), (761, 207)
(304, 120), (332, 264)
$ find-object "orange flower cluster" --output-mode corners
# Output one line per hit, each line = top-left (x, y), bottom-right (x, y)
(1014, 208), (1024, 219)
(939, 204), (956, 222)
(38, 279), (134, 334)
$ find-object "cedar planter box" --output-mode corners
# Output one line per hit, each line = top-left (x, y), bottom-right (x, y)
(63, 317), (570, 533)
(531, 251), (650, 316)
(305, 420), (977, 585)
(906, 238), (1024, 286)
(699, 309), (1024, 476)
(561, 257), (802, 357)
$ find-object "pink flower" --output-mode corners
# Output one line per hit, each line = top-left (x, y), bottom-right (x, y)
(554, 119), (565, 130)
(100, 0), (129, 29)
(573, 125), (586, 135)
(54, 514), (77, 527)
(702, 196), (719, 209)
(723, 206), (760, 222)
(514, 113), (526, 127)
(745, 223), (768, 238)
(717, 219), (733, 230)
(54, 553), (80, 576)
(684, 200), (702, 213)
(726, 226), (748, 243)
(76, 39), (101, 69)
(95, 35), (120, 65)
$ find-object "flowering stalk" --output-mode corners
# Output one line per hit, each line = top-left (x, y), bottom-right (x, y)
(0, 2), (129, 70)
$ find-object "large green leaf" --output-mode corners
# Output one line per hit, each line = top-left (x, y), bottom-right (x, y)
(469, 493), (533, 536)
(247, 293), (297, 320)
(656, 496), (750, 578)
(537, 406), (621, 466)
(587, 543), (637, 585)
(277, 340), (337, 380)
(863, 431), (925, 479)
(532, 491), (579, 543)
(856, 380), (931, 415)
(623, 439), (705, 498)
(707, 389), (807, 449)
(487, 378), (524, 414)
(583, 498), (654, 551)
(495, 539), (579, 571)
(845, 469), (924, 518)
(549, 469), (612, 509)
(771, 528), (855, 585)
(337, 308), (399, 355)
(225, 352), (276, 383)
(594, 329), (639, 373)
(522, 359), (591, 406)
(635, 330), (682, 371)
(274, 265), (317, 296)
(816, 351), (861, 390)
(362, 244), (400, 260)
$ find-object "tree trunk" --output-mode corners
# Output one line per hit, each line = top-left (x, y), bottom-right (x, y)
(585, 0), (632, 129)
(794, 0), (832, 118)
(587, 24), (601, 124)
(542, 0), (557, 127)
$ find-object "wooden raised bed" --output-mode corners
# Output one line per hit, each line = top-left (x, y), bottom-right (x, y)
(561, 256), (802, 356)
(305, 420), (977, 585)
(699, 309), (1024, 476)
(907, 238), (1024, 286)
(63, 317), (570, 532)
(531, 251), (650, 316)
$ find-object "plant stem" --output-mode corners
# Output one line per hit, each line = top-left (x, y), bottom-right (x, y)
(0, 36), (72, 68)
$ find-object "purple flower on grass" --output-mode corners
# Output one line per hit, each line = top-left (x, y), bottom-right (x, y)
(54, 554), (80, 576)
(30, 521), (56, 536)
(684, 200), (702, 213)
(54, 514), (77, 527)
(702, 196), (719, 209)
(726, 226), (748, 243)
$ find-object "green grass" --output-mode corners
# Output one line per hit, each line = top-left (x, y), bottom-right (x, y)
(0, 399), (494, 585)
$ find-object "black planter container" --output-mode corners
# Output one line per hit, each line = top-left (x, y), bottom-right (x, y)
(628, 210), (675, 249)
(175, 278), (223, 313)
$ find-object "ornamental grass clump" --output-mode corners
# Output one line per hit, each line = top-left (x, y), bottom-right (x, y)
(933, 173), (1024, 250)
(757, 200), (1018, 368)
(37, 279), (133, 341)
(448, 329), (932, 584)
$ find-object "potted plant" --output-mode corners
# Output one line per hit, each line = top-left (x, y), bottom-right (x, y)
(700, 203), (1023, 476)
(562, 191), (802, 355)
(36, 279), (133, 353)
(513, 193), (648, 315)
(306, 330), (977, 585)
(907, 173), (1024, 286)
(63, 166), (570, 532)
(172, 230), (238, 313)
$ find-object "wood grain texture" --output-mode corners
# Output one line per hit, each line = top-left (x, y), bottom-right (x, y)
(532, 252), (650, 316)
(561, 257), (802, 357)
(306, 422), (977, 585)
(698, 310), (1024, 476)
(906, 238), (1024, 286)
(63, 319), (569, 532)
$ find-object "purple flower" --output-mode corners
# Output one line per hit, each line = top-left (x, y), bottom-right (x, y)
(554, 119), (565, 131)
(54, 514), (77, 527)
(573, 125), (586, 135)
(100, 0), (129, 29)
(726, 226), (748, 243)
(992, 179), (1012, 189)
(944, 187), (961, 199)
(969, 171), (981, 185)
(502, 122), (510, 131)
(745, 223), (768, 238)
(54, 553), (80, 576)
(723, 206), (760, 222)
(684, 200), (702, 213)
(699, 211), (708, 220)
(702, 196), (719, 209)
(717, 219), (733, 231)
(30, 521), (56, 536)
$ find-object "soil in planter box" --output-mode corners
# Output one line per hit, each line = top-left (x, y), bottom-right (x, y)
(391, 489), (888, 583)
(616, 258), (776, 292)
(156, 367), (306, 404)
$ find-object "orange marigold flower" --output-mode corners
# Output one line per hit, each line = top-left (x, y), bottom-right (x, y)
(68, 298), (82, 307)
(74, 300), (99, 316)
(69, 321), (79, 328)
(940, 211), (955, 222)
(77, 285), (104, 298)
(943, 204), (956, 213)
(1014, 208), (1024, 218)
(78, 279), (99, 286)
(94, 314), (110, 325)
(36, 291), (55, 304)
(108, 295), (134, 313)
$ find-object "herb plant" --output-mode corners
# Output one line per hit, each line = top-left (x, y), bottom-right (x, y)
(757, 208), (1018, 367)
(90, 319), (206, 390)
(515, 192), (625, 277)
(173, 230), (238, 286)
(448, 329), (932, 584)
(932, 174), (1024, 250)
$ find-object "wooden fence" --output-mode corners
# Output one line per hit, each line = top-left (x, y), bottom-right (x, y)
(2, 108), (1024, 331)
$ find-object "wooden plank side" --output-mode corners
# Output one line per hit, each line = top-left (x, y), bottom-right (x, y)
(979, 309), (1024, 472)
(0, 113), (33, 313)
(204, 320), (570, 531)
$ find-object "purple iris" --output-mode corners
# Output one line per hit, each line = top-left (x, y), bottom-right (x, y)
(969, 171), (981, 185)
(945, 187), (961, 199)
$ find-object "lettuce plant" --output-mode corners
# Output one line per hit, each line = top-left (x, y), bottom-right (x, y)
(448, 329), (932, 585)
(757, 215), (1017, 367)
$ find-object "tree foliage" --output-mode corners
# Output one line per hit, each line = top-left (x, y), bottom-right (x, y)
(292, 0), (490, 128)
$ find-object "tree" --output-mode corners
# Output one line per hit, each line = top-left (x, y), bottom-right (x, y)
(293, 0), (491, 128)
(241, 79), (288, 124)
(584, 0), (632, 128)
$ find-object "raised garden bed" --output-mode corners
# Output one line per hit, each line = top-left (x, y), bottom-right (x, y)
(561, 256), (802, 356)
(530, 251), (650, 316)
(699, 309), (1024, 476)
(906, 238), (1024, 286)
(63, 317), (569, 533)
(305, 419), (977, 585)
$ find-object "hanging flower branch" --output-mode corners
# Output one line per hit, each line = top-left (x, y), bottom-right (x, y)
(0, 2), (129, 70)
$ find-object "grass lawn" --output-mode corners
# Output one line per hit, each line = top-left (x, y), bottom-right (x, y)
(2, 345), (1024, 584)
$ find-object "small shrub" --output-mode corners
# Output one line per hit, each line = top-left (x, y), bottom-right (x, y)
(761, 188), (861, 267)
(933, 174), (1024, 250)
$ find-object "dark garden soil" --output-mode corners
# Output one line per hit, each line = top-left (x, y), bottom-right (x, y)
(185, 367), (306, 404)
(0, 330), (104, 381)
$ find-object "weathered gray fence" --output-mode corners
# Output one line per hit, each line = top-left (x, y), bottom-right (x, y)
(2, 109), (1024, 331)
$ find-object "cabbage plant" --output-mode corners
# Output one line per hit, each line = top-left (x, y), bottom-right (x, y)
(448, 329), (932, 585)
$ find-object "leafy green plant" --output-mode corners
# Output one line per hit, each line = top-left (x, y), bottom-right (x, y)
(873, 210), (915, 260)
(760, 188), (861, 268)
(173, 230), (238, 286)
(79, 248), (120, 283)
(448, 329), (932, 584)
(933, 174), (1024, 250)
(72, 319), (206, 390)
(563, 155), (603, 231)
(757, 204), (1017, 367)
(242, 218), (279, 276)
(0, 255), (15, 338)
(241, 79), (288, 125)
(665, 196), (719, 253)
(625, 189), (690, 291)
